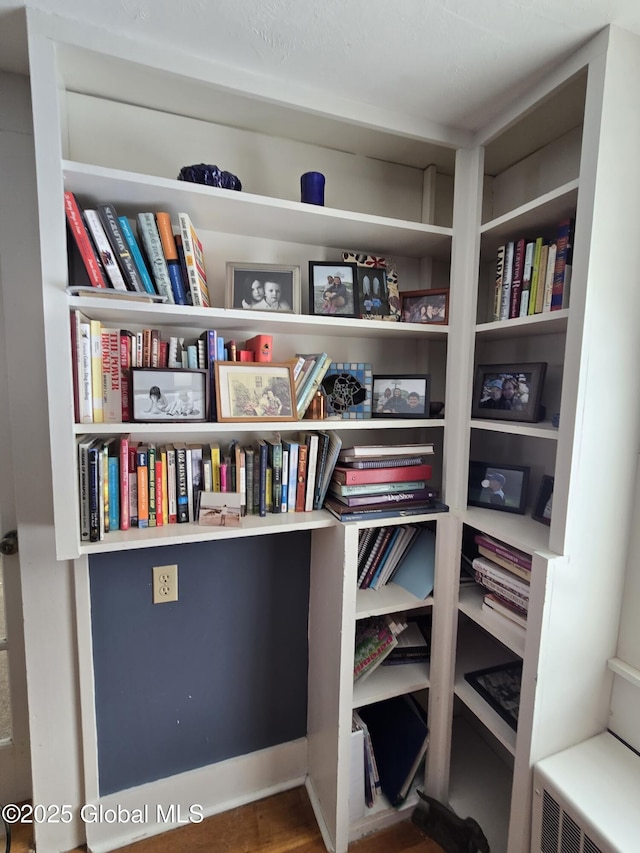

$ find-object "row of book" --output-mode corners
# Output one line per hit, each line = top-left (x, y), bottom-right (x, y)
(492, 217), (573, 321)
(324, 443), (446, 523)
(354, 613), (431, 683)
(77, 431), (342, 541)
(463, 531), (533, 631)
(352, 692), (429, 810)
(65, 192), (210, 306)
(357, 524), (435, 598)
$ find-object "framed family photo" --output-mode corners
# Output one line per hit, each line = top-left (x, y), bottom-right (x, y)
(471, 361), (547, 423)
(214, 362), (297, 422)
(372, 374), (430, 418)
(131, 368), (208, 422)
(308, 261), (359, 318)
(400, 289), (449, 324)
(467, 460), (530, 514)
(225, 263), (300, 314)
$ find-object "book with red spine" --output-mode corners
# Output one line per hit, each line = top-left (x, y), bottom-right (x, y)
(128, 444), (138, 527)
(332, 463), (432, 486)
(473, 532), (532, 570)
(155, 454), (164, 527)
(64, 191), (107, 289)
(120, 330), (132, 422)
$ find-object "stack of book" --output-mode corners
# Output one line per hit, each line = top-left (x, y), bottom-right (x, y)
(383, 616), (431, 666)
(353, 614), (408, 683)
(472, 532), (532, 630)
(65, 191), (210, 306)
(357, 524), (436, 599)
(294, 352), (333, 418)
(324, 443), (446, 522)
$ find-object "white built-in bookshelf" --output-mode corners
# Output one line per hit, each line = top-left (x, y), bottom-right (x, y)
(13, 12), (640, 853)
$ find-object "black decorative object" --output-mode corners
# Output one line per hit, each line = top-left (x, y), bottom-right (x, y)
(177, 163), (242, 191)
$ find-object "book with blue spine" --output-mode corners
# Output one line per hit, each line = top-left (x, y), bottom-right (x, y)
(156, 211), (188, 305)
(136, 212), (176, 303)
(282, 439), (299, 512)
(118, 215), (157, 295)
(107, 439), (120, 531)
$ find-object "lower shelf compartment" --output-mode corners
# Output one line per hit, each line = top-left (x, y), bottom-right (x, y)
(349, 782), (420, 842)
(448, 711), (513, 853)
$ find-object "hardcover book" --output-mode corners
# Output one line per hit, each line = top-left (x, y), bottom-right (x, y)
(156, 211), (188, 305)
(177, 212), (211, 307)
(97, 203), (146, 292)
(84, 209), (128, 291)
(332, 463), (432, 486)
(64, 191), (107, 289)
(118, 216), (157, 296)
(136, 212), (176, 303)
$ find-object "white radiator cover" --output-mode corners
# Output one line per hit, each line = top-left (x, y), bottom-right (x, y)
(531, 733), (640, 853)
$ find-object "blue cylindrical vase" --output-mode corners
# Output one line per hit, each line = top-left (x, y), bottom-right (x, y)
(301, 171), (325, 205)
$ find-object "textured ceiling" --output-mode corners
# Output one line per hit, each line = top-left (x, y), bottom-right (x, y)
(1, 0), (640, 131)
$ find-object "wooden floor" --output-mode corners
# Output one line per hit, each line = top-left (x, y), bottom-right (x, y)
(10, 788), (444, 852)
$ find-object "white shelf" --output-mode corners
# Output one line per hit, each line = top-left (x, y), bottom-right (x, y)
(475, 309), (569, 339)
(78, 510), (335, 554)
(67, 295), (449, 340)
(458, 585), (526, 658)
(63, 161), (453, 259)
(352, 662), (429, 709)
(74, 418), (446, 436)
(349, 788), (419, 841)
(351, 509), (448, 531)
(480, 179), (579, 257)
(469, 419), (559, 440)
(449, 714), (513, 853)
(356, 587), (433, 619)
(461, 507), (550, 555)
(454, 619), (519, 755)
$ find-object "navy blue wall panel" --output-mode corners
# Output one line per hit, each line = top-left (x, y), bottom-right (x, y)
(89, 532), (311, 795)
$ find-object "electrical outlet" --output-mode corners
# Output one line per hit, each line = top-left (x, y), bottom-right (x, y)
(152, 564), (178, 603)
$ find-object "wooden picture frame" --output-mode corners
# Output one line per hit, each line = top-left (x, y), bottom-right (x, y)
(372, 374), (430, 419)
(532, 475), (554, 525)
(400, 289), (449, 324)
(225, 263), (301, 313)
(131, 368), (208, 422)
(308, 261), (359, 318)
(214, 362), (297, 422)
(471, 361), (547, 423)
(468, 460), (530, 514)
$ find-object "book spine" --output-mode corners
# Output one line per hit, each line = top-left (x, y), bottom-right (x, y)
(128, 445), (138, 527)
(325, 500), (445, 522)
(156, 212), (187, 305)
(156, 456), (164, 527)
(281, 449), (289, 512)
(336, 488), (437, 507)
(334, 479), (427, 496)
(493, 245), (505, 321)
(175, 444), (189, 522)
(477, 546), (531, 580)
(83, 209), (128, 291)
(167, 445), (177, 524)
(304, 435), (319, 511)
(474, 572), (529, 610)
(120, 330), (132, 422)
(519, 240), (535, 317)
(174, 234), (193, 306)
(361, 528), (394, 589)
(118, 215), (157, 296)
(258, 441), (268, 517)
(78, 318), (93, 423)
(509, 238), (526, 319)
(551, 219), (572, 311)
(119, 436), (130, 531)
(500, 241), (514, 320)
(542, 242), (557, 312)
(101, 329), (122, 423)
(472, 558), (530, 595)
(177, 212), (210, 307)
(527, 236), (544, 316)
(96, 203), (145, 292)
(88, 442), (101, 542)
(147, 444), (157, 527)
(136, 446), (149, 528)
(334, 463), (432, 485)
(474, 534), (532, 568)
(64, 192), (107, 288)
(89, 319), (104, 423)
(534, 243), (549, 314)
(136, 212), (176, 303)
(313, 435), (330, 510)
(78, 442), (90, 541)
(285, 443), (299, 512)
(108, 451), (120, 531)
(295, 443), (308, 512)
(297, 354), (330, 417)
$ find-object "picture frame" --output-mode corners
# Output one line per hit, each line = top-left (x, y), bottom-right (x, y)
(464, 661), (522, 731)
(131, 368), (208, 422)
(471, 361), (547, 423)
(321, 362), (373, 419)
(308, 261), (359, 318)
(356, 267), (389, 318)
(400, 289), (449, 324)
(372, 374), (430, 419)
(532, 475), (554, 525)
(342, 251), (401, 321)
(214, 362), (297, 422)
(225, 263), (301, 314)
(468, 460), (530, 514)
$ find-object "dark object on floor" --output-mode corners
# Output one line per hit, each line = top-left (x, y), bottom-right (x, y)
(412, 791), (490, 853)
(177, 163), (242, 191)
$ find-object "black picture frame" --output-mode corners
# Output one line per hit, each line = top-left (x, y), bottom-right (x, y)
(131, 368), (208, 422)
(372, 374), (430, 418)
(532, 475), (554, 525)
(308, 261), (359, 318)
(471, 361), (547, 423)
(225, 263), (300, 313)
(468, 460), (530, 514)
(464, 661), (522, 731)
(356, 267), (390, 318)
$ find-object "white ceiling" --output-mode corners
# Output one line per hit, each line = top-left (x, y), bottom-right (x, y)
(1, 0), (640, 131)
